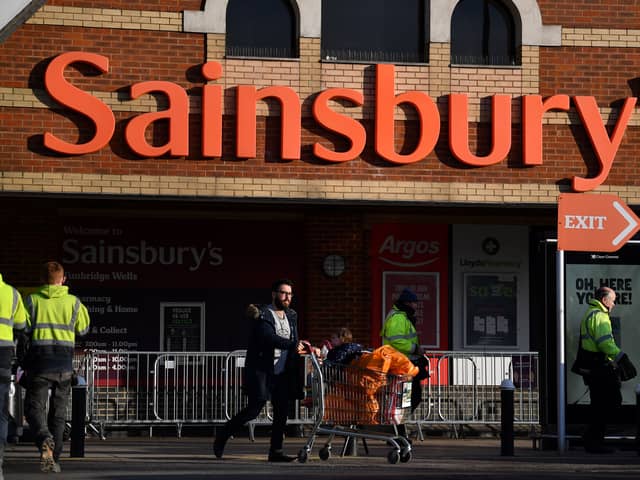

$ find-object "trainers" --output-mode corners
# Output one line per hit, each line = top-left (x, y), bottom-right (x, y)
(40, 437), (58, 473)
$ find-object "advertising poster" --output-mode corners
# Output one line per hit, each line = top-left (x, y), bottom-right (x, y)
(382, 271), (439, 347)
(160, 302), (205, 352)
(452, 225), (529, 351)
(566, 258), (640, 405)
(464, 273), (518, 348)
(370, 223), (448, 349)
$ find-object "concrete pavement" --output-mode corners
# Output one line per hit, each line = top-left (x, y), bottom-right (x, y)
(4, 434), (640, 479)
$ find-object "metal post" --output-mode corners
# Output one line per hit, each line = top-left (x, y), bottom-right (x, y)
(636, 384), (640, 456)
(501, 378), (515, 456)
(556, 249), (566, 452)
(344, 436), (358, 456)
(70, 377), (87, 458)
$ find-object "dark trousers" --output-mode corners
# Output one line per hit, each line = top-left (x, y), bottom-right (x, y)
(24, 372), (72, 461)
(0, 381), (9, 469)
(221, 374), (291, 452)
(584, 367), (622, 447)
(410, 356), (429, 412)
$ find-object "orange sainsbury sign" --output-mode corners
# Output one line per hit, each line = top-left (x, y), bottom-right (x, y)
(557, 193), (640, 252)
(41, 51), (638, 192)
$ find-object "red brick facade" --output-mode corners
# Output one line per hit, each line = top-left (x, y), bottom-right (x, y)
(1, 1), (638, 348)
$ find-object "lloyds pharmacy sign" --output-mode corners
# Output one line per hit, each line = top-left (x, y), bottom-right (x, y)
(41, 51), (635, 192)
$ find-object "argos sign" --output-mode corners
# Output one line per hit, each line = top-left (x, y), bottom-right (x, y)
(42, 51), (636, 192)
(378, 235), (441, 266)
(370, 224), (449, 349)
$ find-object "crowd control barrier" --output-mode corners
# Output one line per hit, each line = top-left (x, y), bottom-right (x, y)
(407, 351), (539, 438)
(67, 349), (539, 438)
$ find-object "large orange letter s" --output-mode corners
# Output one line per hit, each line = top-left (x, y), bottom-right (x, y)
(44, 51), (115, 154)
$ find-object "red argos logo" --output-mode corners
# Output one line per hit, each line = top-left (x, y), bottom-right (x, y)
(377, 234), (441, 267)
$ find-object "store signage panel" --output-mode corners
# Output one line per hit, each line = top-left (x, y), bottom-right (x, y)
(463, 273), (517, 348)
(59, 216), (304, 352)
(160, 302), (205, 352)
(451, 225), (530, 351)
(39, 51), (636, 192)
(370, 223), (449, 349)
(558, 193), (640, 252)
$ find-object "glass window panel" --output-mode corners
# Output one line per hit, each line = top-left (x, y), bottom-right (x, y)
(451, 0), (518, 66)
(226, 0), (297, 58)
(322, 0), (428, 63)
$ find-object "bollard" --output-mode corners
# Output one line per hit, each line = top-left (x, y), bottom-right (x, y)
(70, 375), (87, 458)
(636, 384), (640, 456)
(501, 378), (515, 456)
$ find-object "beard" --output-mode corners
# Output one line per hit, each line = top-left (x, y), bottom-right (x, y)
(273, 297), (290, 310)
(397, 302), (417, 326)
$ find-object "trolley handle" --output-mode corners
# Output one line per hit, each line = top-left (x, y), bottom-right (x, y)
(298, 340), (314, 356)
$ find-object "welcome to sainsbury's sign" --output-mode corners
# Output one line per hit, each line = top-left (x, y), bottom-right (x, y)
(41, 51), (637, 193)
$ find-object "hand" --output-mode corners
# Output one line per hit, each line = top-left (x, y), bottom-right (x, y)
(245, 304), (260, 320)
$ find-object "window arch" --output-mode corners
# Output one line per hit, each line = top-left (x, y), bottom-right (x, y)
(226, 0), (298, 58)
(451, 0), (519, 66)
(321, 0), (429, 63)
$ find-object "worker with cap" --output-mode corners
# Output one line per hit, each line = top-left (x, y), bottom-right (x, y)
(380, 288), (429, 413)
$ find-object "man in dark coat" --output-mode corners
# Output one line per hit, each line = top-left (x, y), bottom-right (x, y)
(214, 279), (304, 462)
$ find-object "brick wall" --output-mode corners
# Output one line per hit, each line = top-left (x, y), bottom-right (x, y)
(303, 213), (369, 344)
(2, 1), (640, 345)
(1, 1), (640, 203)
(539, 1), (640, 29)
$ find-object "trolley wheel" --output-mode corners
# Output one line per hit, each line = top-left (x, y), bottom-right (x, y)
(319, 446), (331, 461)
(297, 449), (309, 463)
(400, 449), (412, 463)
(387, 449), (400, 464)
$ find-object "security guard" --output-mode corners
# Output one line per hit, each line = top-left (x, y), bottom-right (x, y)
(380, 288), (428, 413)
(579, 286), (636, 454)
(0, 274), (26, 480)
(381, 288), (421, 360)
(22, 261), (90, 473)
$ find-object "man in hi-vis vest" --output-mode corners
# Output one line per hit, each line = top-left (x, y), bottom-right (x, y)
(22, 262), (90, 473)
(579, 286), (636, 453)
(380, 288), (429, 414)
(0, 274), (26, 480)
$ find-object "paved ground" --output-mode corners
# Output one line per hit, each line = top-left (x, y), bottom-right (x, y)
(4, 433), (640, 479)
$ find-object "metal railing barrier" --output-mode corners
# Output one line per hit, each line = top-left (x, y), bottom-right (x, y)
(63, 349), (539, 438)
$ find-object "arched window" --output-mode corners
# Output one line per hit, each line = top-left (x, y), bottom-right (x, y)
(226, 0), (298, 58)
(321, 0), (429, 63)
(451, 0), (518, 66)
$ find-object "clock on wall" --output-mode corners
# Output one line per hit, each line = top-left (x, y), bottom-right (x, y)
(322, 254), (345, 278)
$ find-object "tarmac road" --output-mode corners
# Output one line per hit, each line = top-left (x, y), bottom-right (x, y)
(4, 434), (640, 479)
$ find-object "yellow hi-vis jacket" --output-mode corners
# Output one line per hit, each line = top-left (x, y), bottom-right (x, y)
(25, 284), (90, 373)
(380, 304), (420, 359)
(580, 298), (624, 363)
(0, 274), (27, 380)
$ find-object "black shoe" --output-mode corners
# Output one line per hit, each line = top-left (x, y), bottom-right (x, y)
(213, 436), (226, 459)
(584, 445), (615, 454)
(267, 451), (297, 462)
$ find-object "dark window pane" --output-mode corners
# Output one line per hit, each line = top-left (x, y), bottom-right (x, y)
(226, 0), (297, 58)
(322, 0), (428, 63)
(451, 0), (518, 66)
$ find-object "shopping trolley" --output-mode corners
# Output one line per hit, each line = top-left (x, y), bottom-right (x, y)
(297, 350), (413, 464)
